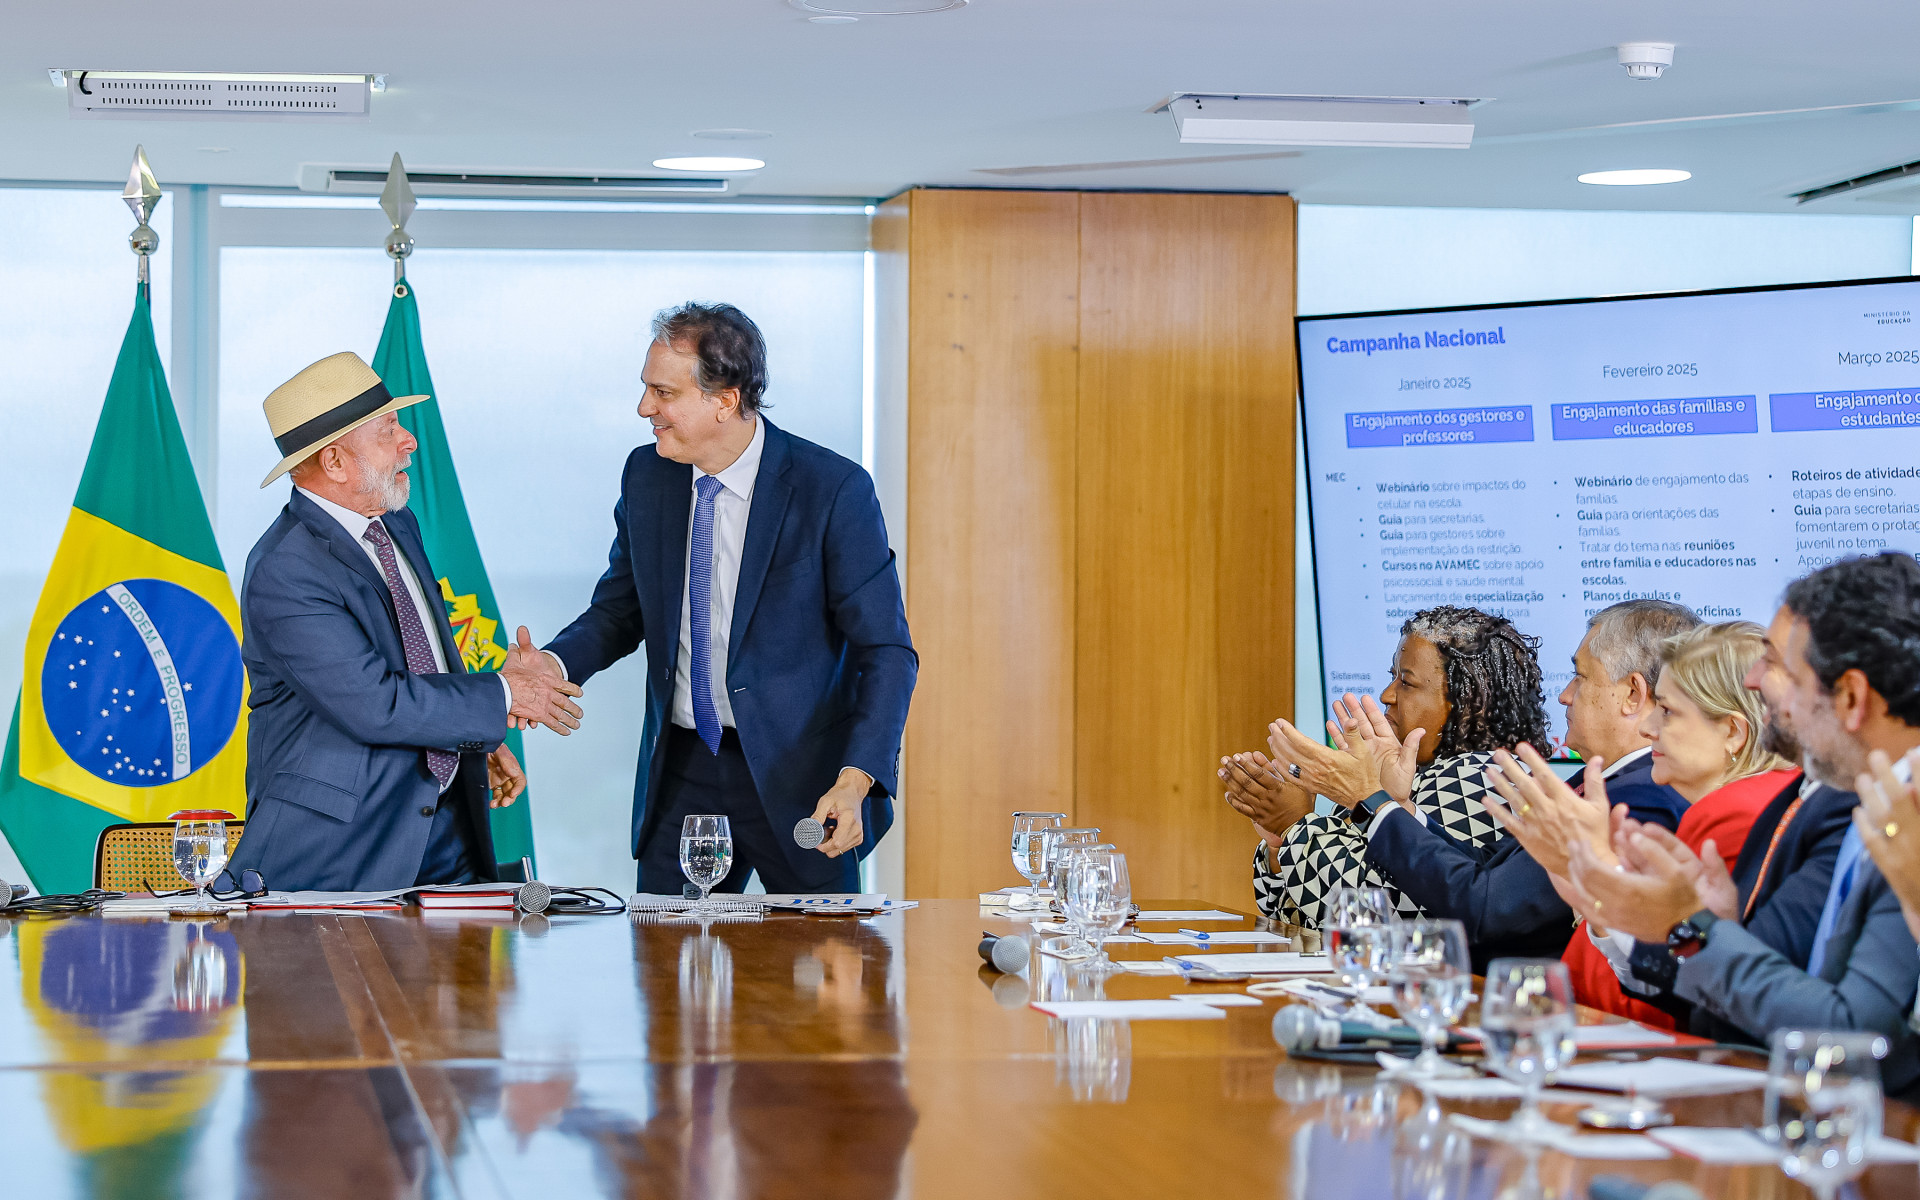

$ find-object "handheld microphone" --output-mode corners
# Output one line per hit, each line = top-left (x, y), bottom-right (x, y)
(1272, 1005), (1468, 1054)
(794, 816), (838, 849)
(978, 931), (1030, 974)
(1587, 1178), (1704, 1200)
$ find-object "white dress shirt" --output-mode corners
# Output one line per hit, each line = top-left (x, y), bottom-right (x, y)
(672, 417), (765, 730)
(298, 488), (511, 762)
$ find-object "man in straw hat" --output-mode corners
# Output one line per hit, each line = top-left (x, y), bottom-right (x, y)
(227, 352), (584, 891)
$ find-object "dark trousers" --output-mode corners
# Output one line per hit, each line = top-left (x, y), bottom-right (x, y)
(638, 725), (861, 895)
(413, 772), (479, 886)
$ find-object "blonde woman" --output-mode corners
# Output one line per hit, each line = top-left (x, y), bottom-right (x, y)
(1562, 620), (1798, 1023)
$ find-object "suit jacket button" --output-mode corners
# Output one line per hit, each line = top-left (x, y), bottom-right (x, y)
(420, 806), (436, 817)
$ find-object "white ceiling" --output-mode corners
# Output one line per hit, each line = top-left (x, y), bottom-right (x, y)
(12, 0), (1920, 213)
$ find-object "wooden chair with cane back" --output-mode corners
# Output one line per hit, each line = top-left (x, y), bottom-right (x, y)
(93, 821), (246, 892)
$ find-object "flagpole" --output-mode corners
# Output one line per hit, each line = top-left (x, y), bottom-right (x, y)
(122, 146), (162, 299)
(381, 152), (417, 293)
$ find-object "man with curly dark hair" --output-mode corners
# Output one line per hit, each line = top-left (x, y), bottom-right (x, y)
(1250, 604), (1691, 969)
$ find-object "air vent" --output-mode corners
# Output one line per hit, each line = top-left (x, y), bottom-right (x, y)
(59, 71), (374, 122)
(299, 165), (730, 197)
(1793, 158), (1920, 205)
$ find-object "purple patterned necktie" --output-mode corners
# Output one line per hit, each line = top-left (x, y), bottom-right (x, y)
(363, 519), (458, 789)
(689, 474), (724, 754)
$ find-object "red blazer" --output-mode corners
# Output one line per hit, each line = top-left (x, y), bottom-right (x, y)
(1563, 768), (1801, 1026)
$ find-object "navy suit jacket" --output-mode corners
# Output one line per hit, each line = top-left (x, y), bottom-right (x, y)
(230, 492), (509, 891)
(544, 421), (916, 878)
(1364, 753), (1688, 971)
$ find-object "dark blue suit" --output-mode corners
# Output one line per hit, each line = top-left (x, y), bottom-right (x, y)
(545, 421), (915, 890)
(230, 492), (508, 890)
(1363, 753), (1688, 971)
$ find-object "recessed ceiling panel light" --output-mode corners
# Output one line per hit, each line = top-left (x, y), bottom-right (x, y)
(1578, 168), (1691, 186)
(691, 129), (774, 140)
(789, 0), (965, 14)
(653, 156), (765, 172)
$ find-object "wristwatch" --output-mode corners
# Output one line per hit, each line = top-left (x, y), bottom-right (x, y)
(1666, 909), (1720, 960)
(1353, 791), (1394, 824)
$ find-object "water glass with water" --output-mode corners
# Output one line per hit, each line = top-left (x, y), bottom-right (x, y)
(1387, 918), (1473, 1078)
(1064, 848), (1131, 976)
(679, 814), (734, 912)
(168, 809), (233, 914)
(1010, 811), (1067, 908)
(1764, 1028), (1886, 1200)
(1478, 958), (1577, 1141)
(1326, 885), (1394, 1016)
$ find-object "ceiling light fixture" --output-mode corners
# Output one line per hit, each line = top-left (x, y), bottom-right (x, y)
(691, 129), (774, 141)
(51, 70), (381, 122)
(653, 156), (765, 172)
(788, 0), (965, 13)
(1577, 168), (1691, 186)
(1150, 93), (1482, 149)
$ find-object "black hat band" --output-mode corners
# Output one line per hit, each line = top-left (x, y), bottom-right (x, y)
(274, 382), (395, 457)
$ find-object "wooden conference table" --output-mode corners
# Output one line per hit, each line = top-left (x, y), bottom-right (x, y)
(1, 899), (1916, 1200)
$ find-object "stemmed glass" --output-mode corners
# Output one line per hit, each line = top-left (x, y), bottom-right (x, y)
(1052, 838), (1114, 956)
(168, 809), (234, 915)
(1063, 848), (1131, 977)
(1385, 919), (1474, 1079)
(1044, 828), (1103, 944)
(679, 814), (734, 914)
(1763, 1029), (1886, 1200)
(1010, 811), (1067, 909)
(1477, 958), (1577, 1143)
(1325, 885), (1395, 1019)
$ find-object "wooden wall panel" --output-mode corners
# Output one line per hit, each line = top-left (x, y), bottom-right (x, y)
(892, 190), (1082, 900)
(1075, 193), (1298, 902)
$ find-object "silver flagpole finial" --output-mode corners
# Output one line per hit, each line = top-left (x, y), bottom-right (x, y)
(123, 145), (162, 289)
(380, 152), (416, 286)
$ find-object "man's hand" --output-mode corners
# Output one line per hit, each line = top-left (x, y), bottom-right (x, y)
(1482, 745), (1614, 878)
(1854, 748), (1920, 941)
(487, 743), (527, 808)
(1566, 828), (1707, 943)
(501, 625), (584, 734)
(1340, 694), (1421, 805)
(809, 767), (870, 858)
(1219, 751), (1314, 834)
(1265, 717), (1382, 809)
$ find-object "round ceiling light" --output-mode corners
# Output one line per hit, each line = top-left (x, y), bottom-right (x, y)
(691, 129), (774, 141)
(788, 0), (966, 14)
(653, 156), (766, 172)
(1577, 168), (1691, 186)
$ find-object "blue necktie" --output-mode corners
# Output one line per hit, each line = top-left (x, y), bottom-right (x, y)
(1807, 825), (1864, 978)
(689, 474), (724, 754)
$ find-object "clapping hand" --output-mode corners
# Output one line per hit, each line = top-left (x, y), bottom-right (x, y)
(1218, 751), (1314, 835)
(1566, 817), (1736, 943)
(501, 626), (585, 734)
(1853, 748), (1920, 940)
(1334, 693), (1421, 805)
(1265, 712), (1385, 810)
(1481, 745), (1614, 878)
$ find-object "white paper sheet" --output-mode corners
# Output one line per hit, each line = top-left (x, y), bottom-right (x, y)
(1169, 952), (1332, 975)
(1030, 999), (1229, 1020)
(1116, 960), (1182, 975)
(1552, 1058), (1768, 1097)
(1650, 1127), (1920, 1165)
(1571, 1022), (1678, 1048)
(1133, 909), (1247, 922)
(1448, 1116), (1670, 1159)
(1169, 992), (1265, 1006)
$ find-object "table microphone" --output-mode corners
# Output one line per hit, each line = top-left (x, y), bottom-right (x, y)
(1588, 1178), (1704, 1200)
(978, 931), (1030, 974)
(1272, 1006), (1449, 1053)
(794, 815), (838, 849)
(516, 879), (552, 915)
(0, 877), (24, 909)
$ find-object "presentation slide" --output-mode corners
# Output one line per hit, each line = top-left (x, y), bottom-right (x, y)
(1299, 276), (1920, 756)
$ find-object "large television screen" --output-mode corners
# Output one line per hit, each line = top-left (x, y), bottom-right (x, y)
(1298, 274), (1920, 756)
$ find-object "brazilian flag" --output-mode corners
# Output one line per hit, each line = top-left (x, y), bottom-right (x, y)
(375, 277), (536, 868)
(0, 289), (246, 893)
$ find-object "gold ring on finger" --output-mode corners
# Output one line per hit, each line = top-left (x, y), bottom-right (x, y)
(1591, 899), (1602, 912)
(1519, 803), (1532, 816)
(1888, 822), (1901, 840)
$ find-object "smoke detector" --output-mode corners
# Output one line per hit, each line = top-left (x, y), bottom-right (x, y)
(1617, 43), (1674, 80)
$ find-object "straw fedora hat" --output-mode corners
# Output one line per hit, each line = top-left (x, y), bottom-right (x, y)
(259, 352), (429, 487)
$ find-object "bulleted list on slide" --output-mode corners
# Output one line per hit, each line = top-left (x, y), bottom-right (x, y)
(1302, 283), (1920, 753)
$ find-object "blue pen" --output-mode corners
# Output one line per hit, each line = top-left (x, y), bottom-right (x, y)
(1178, 928), (1212, 941)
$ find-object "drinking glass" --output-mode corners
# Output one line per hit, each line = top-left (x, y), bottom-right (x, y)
(1386, 918), (1473, 1079)
(1325, 885), (1395, 1018)
(679, 814), (734, 913)
(1053, 840), (1115, 956)
(1010, 811), (1067, 908)
(1064, 849), (1131, 977)
(1044, 827), (1104, 940)
(1763, 1028), (1886, 1200)
(168, 809), (234, 915)
(1477, 958), (1577, 1142)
